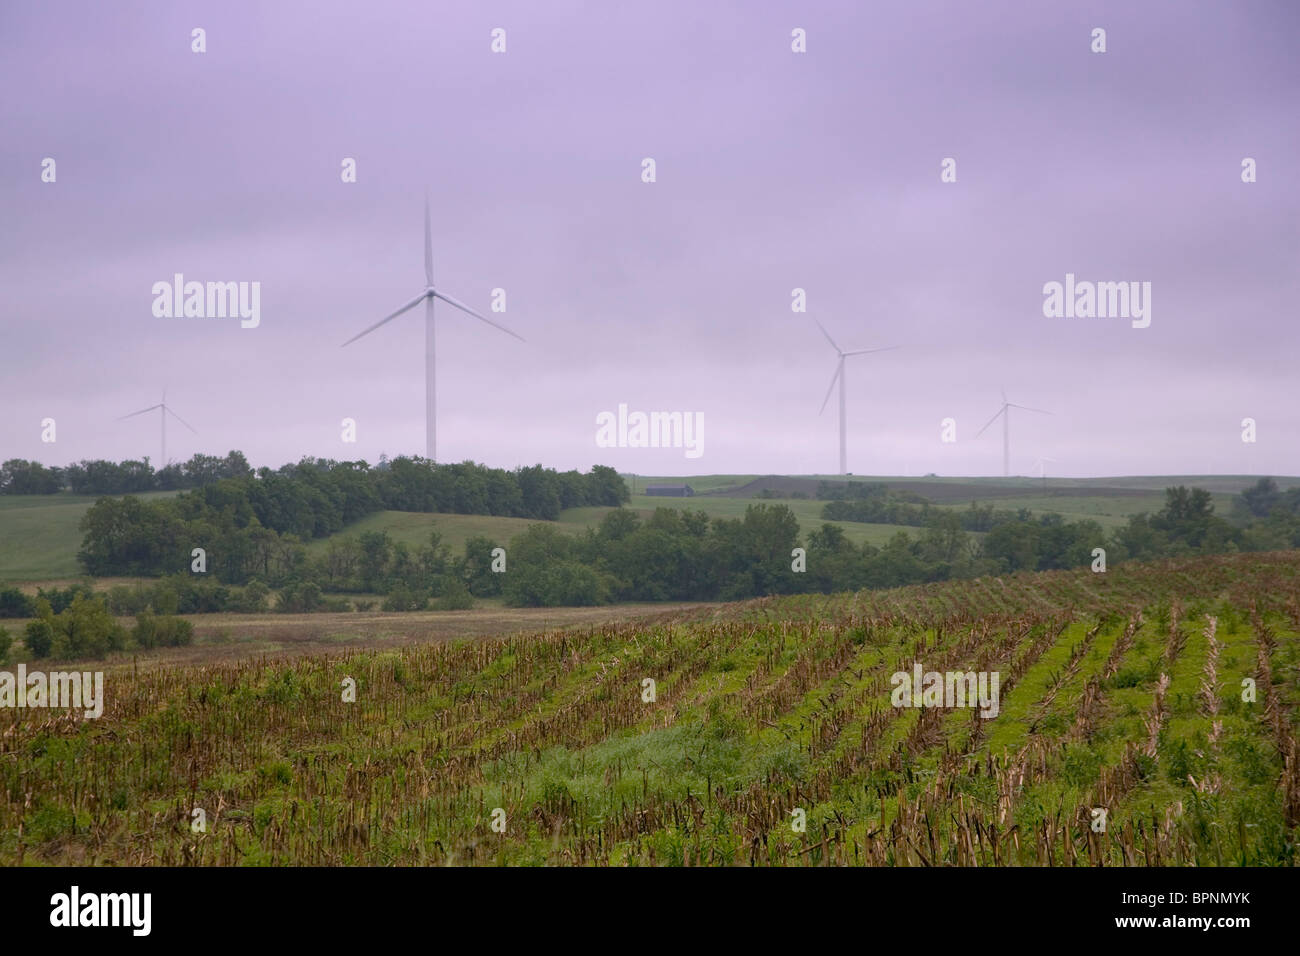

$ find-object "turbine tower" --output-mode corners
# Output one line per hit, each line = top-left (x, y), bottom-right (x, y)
(814, 319), (898, 476)
(117, 388), (196, 467)
(342, 195), (523, 462)
(1032, 455), (1058, 492)
(975, 388), (1051, 477)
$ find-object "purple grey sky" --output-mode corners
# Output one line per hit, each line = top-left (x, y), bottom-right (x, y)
(2, 0), (1297, 478)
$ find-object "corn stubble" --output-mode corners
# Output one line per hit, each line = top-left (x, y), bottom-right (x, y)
(2, 551), (1298, 866)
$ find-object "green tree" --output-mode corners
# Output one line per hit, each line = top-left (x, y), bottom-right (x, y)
(25, 618), (54, 658)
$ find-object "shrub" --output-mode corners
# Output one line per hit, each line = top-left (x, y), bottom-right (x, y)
(277, 581), (324, 613)
(132, 609), (159, 649)
(229, 580), (270, 613)
(0, 586), (34, 618)
(36, 583), (94, 615)
(435, 579), (475, 611)
(24, 619), (54, 659)
(52, 594), (126, 659)
(382, 585), (427, 612)
(106, 584), (151, 616)
(156, 616), (195, 647)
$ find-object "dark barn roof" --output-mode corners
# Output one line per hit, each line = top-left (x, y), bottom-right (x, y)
(645, 483), (694, 496)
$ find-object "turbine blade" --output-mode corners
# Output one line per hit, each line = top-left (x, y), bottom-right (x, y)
(431, 289), (525, 342)
(340, 292), (427, 346)
(974, 407), (1005, 438)
(424, 194), (433, 286)
(819, 360), (843, 415)
(117, 405), (162, 420)
(1007, 403), (1052, 414)
(165, 406), (198, 434)
(1000, 386), (1007, 405)
(812, 318), (841, 354)
(841, 346), (901, 357)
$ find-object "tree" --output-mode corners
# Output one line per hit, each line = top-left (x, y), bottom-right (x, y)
(54, 593), (126, 659)
(0, 587), (34, 618)
(25, 618), (54, 658)
(1238, 477), (1281, 518)
(461, 535), (504, 597)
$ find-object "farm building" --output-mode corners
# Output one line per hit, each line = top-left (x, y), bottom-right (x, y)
(645, 484), (694, 497)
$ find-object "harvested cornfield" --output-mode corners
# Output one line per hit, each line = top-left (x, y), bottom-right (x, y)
(3, 551), (1299, 866)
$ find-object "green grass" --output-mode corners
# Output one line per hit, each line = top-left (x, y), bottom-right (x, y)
(301, 511), (576, 558)
(0, 492), (176, 582)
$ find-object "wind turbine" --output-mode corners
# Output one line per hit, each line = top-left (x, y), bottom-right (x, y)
(1032, 455), (1058, 492)
(814, 318), (899, 476)
(341, 195), (524, 462)
(116, 388), (196, 467)
(975, 388), (1051, 477)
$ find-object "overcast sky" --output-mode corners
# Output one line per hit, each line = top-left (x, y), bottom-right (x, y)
(2, 0), (1297, 478)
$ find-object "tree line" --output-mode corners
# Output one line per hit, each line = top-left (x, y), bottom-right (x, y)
(74, 456), (628, 581)
(0, 452), (255, 494)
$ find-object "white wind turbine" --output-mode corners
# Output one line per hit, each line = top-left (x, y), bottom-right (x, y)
(116, 387), (197, 467)
(975, 388), (1051, 477)
(1033, 455), (1058, 491)
(814, 318), (899, 476)
(341, 195), (524, 462)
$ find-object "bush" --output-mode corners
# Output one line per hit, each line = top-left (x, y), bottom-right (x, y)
(277, 581), (324, 613)
(105, 584), (151, 616)
(156, 616), (194, 647)
(382, 585), (427, 612)
(36, 583), (94, 615)
(0, 586), (34, 618)
(435, 579), (475, 611)
(24, 619), (54, 659)
(52, 594), (126, 659)
(152, 582), (180, 615)
(132, 609), (159, 649)
(229, 580), (270, 613)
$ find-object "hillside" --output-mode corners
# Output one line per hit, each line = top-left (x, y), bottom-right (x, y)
(0, 491), (178, 582)
(4, 550), (1297, 866)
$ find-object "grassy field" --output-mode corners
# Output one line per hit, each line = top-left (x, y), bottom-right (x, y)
(2, 550), (1296, 866)
(301, 511), (565, 559)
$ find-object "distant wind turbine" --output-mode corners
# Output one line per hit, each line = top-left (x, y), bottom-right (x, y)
(975, 388), (1051, 477)
(1033, 455), (1058, 491)
(341, 194), (524, 462)
(814, 319), (899, 476)
(116, 388), (196, 467)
